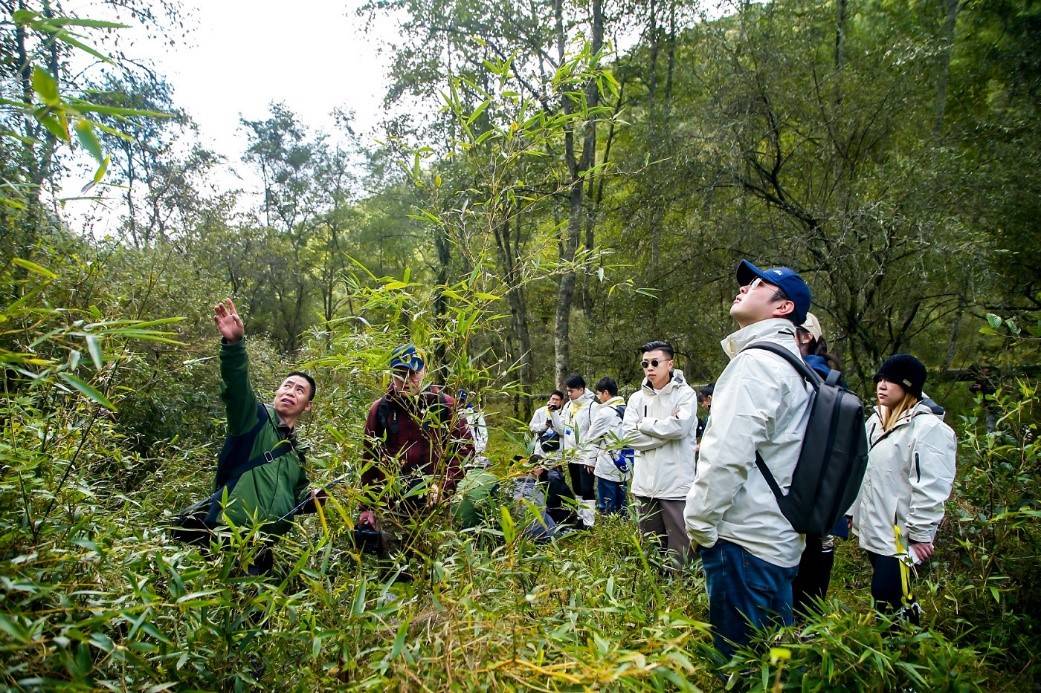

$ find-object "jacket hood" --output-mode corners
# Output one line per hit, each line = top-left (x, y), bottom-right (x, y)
(721, 318), (799, 359)
(872, 400), (937, 431)
(641, 368), (687, 394)
(600, 395), (625, 408)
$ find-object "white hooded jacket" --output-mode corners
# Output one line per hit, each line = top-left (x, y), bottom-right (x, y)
(550, 389), (597, 465)
(684, 318), (813, 568)
(621, 369), (698, 500)
(586, 395), (629, 483)
(851, 402), (957, 556)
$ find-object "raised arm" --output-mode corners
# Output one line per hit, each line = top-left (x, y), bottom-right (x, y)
(214, 298), (257, 435)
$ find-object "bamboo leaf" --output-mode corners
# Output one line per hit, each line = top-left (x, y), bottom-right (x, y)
(34, 109), (69, 142)
(85, 334), (103, 369)
(31, 67), (60, 106)
(59, 372), (116, 410)
(74, 119), (103, 163)
(11, 258), (58, 279)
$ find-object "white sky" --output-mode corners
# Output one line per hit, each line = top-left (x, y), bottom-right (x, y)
(61, 0), (395, 229)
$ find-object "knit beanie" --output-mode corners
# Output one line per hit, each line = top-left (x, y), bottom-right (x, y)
(875, 354), (927, 398)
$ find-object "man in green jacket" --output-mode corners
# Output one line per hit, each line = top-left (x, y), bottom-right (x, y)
(209, 298), (324, 573)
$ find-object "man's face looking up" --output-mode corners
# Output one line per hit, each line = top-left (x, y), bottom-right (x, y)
(274, 375), (313, 420)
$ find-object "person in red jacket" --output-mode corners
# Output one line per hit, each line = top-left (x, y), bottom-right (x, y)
(357, 345), (473, 555)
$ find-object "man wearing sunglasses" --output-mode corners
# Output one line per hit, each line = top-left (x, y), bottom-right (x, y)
(684, 260), (814, 658)
(621, 340), (698, 570)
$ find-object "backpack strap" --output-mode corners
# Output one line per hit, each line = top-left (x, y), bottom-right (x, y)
(744, 342), (820, 505)
(218, 404), (301, 491)
(744, 341), (823, 389)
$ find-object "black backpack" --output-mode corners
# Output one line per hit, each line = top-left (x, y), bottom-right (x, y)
(745, 342), (869, 536)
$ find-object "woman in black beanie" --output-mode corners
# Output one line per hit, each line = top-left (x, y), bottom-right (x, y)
(849, 354), (957, 621)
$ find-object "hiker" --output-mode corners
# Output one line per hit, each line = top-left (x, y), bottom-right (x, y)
(550, 374), (598, 528)
(518, 453), (581, 540)
(357, 344), (474, 559)
(795, 312), (844, 381)
(587, 377), (630, 516)
(684, 260), (815, 657)
(693, 383), (714, 457)
(457, 389), (489, 468)
(791, 312), (848, 616)
(621, 340), (698, 570)
(850, 354), (956, 621)
(529, 390), (565, 457)
(696, 383), (714, 440)
(207, 298), (325, 575)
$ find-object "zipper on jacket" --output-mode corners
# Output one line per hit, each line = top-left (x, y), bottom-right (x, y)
(914, 451), (921, 483)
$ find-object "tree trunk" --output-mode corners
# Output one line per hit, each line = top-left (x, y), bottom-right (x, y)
(432, 223), (452, 383)
(933, 0), (960, 137)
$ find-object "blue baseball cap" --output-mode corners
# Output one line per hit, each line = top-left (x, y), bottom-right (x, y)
(390, 344), (425, 371)
(736, 260), (812, 326)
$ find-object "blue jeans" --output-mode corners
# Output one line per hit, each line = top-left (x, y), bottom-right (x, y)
(700, 539), (798, 658)
(596, 477), (626, 515)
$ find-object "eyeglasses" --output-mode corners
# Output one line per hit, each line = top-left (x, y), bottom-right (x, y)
(744, 276), (790, 301)
(641, 358), (670, 369)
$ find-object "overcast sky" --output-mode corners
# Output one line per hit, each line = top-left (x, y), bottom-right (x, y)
(62, 0), (395, 228)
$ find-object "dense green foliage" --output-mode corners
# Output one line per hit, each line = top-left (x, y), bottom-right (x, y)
(2, 0), (1041, 689)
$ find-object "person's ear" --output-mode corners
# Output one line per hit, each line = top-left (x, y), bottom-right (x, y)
(773, 299), (795, 319)
(304, 400), (313, 414)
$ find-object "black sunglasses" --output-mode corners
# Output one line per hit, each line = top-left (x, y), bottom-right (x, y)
(641, 358), (670, 368)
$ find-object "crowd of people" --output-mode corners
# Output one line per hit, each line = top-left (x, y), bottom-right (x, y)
(192, 257), (958, 660)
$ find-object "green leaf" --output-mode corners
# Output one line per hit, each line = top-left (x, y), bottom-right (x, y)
(82, 156), (110, 193)
(85, 334), (103, 369)
(986, 313), (1003, 329)
(69, 100), (171, 118)
(31, 67), (60, 106)
(12, 9), (39, 25)
(50, 28), (111, 63)
(59, 372), (116, 411)
(45, 17), (128, 30)
(11, 257), (58, 279)
(34, 108), (70, 142)
(89, 632), (115, 653)
(74, 119), (103, 163)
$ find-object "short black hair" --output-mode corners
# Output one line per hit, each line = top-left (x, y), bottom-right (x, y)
(550, 389), (565, 400)
(286, 371), (317, 401)
(595, 376), (618, 396)
(698, 383), (714, 401)
(564, 374), (586, 389)
(640, 340), (674, 359)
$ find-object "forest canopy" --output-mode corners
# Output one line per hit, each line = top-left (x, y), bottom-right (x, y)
(1, 0), (1040, 689)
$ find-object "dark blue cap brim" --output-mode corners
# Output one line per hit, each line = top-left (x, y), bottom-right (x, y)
(736, 259), (767, 286)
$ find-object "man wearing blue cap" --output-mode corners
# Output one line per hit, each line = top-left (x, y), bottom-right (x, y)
(358, 344), (473, 539)
(684, 260), (815, 658)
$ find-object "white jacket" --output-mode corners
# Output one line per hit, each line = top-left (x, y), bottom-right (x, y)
(621, 369), (698, 500)
(851, 402), (957, 556)
(550, 389), (597, 465)
(684, 319), (813, 568)
(463, 406), (488, 454)
(586, 396), (629, 482)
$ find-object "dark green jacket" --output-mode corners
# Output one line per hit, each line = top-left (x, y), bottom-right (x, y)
(215, 339), (310, 533)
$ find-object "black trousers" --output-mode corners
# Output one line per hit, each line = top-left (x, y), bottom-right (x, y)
(793, 534), (835, 616)
(866, 551), (919, 623)
(568, 463), (596, 501)
(544, 468), (579, 527)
